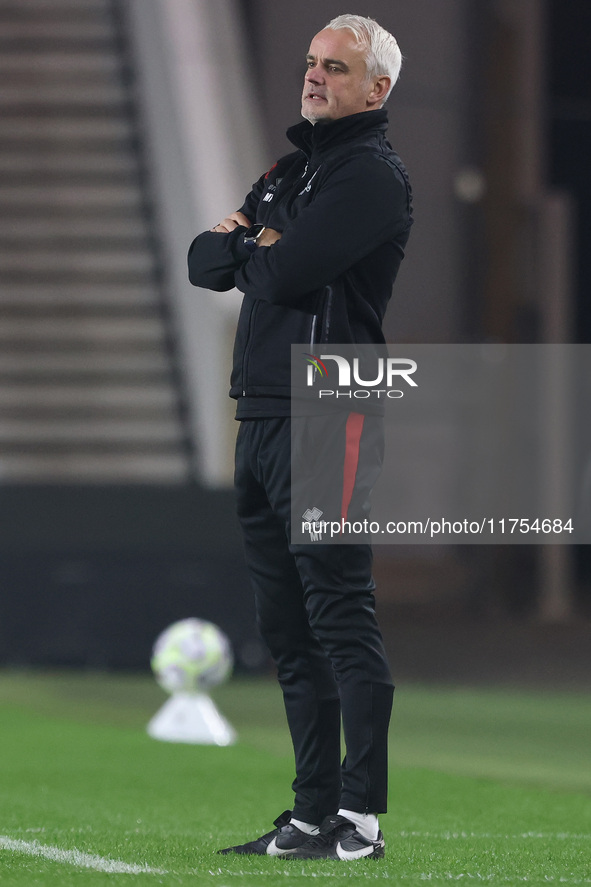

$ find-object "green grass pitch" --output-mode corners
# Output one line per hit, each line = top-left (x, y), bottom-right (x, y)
(0, 670), (590, 886)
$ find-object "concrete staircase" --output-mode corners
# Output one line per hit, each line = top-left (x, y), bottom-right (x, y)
(0, 0), (192, 482)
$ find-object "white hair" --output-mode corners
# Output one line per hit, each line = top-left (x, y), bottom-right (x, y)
(324, 14), (402, 103)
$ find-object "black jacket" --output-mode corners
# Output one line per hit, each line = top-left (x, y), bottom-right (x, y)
(187, 109), (413, 417)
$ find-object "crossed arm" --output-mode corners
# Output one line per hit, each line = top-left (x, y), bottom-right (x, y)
(211, 211), (282, 248)
(189, 154), (410, 301)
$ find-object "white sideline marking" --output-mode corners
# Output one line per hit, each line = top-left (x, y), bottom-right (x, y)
(0, 835), (167, 875)
(3, 831), (590, 882)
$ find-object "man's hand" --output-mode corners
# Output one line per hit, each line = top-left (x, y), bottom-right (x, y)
(257, 228), (282, 247)
(211, 214), (282, 248)
(211, 211), (251, 233)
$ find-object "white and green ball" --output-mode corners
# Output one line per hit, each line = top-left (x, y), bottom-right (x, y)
(151, 618), (233, 694)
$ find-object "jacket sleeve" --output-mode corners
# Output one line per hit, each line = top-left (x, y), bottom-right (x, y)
(187, 172), (267, 291)
(187, 227), (248, 291)
(233, 154), (411, 308)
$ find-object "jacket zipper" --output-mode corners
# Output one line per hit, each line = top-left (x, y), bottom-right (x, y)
(310, 286), (333, 349)
(309, 314), (317, 347)
(322, 286), (334, 342)
(241, 300), (259, 396)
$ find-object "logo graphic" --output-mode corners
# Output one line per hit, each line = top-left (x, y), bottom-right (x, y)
(305, 355), (417, 388)
(302, 507), (324, 542)
(302, 351), (418, 401)
(298, 167), (320, 196)
(303, 353), (329, 385)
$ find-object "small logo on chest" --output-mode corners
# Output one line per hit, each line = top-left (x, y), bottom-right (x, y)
(262, 177), (282, 203)
(298, 167), (320, 196)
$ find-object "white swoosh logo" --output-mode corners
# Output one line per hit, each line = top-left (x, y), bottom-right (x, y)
(336, 841), (377, 860)
(266, 837), (293, 857)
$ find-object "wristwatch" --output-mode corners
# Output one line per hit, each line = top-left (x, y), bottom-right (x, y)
(243, 223), (267, 253)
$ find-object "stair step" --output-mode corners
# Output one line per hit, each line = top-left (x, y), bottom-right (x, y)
(0, 317), (166, 344)
(0, 453), (189, 484)
(0, 384), (178, 410)
(0, 219), (147, 249)
(0, 84), (126, 108)
(0, 283), (159, 308)
(1, 406), (179, 422)
(0, 350), (170, 374)
(0, 21), (113, 41)
(0, 272), (154, 288)
(0, 184), (141, 209)
(0, 249), (155, 276)
(0, 42), (117, 60)
(0, 419), (184, 444)
(0, 118), (132, 145)
(0, 0), (107, 11)
(0, 152), (137, 177)
(0, 51), (120, 76)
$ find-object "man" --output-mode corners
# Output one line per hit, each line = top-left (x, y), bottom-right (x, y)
(188, 14), (412, 861)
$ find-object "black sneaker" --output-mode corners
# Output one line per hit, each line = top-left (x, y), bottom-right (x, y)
(217, 810), (313, 856)
(282, 814), (385, 860)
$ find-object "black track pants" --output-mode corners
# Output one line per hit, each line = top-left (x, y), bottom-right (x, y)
(234, 415), (394, 824)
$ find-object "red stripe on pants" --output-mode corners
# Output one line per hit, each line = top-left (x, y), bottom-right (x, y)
(341, 412), (365, 522)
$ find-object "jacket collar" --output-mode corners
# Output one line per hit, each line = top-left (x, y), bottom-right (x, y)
(286, 109), (389, 159)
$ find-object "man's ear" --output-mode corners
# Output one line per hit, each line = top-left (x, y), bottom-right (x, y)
(368, 76), (391, 107)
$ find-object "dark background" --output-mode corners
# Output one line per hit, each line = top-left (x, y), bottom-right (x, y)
(1, 0), (590, 686)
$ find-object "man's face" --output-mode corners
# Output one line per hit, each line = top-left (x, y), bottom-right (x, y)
(301, 28), (376, 124)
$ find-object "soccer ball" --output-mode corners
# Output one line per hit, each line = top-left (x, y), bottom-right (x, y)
(151, 618), (233, 694)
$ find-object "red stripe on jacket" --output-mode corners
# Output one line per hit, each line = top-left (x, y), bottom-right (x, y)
(341, 412), (365, 522)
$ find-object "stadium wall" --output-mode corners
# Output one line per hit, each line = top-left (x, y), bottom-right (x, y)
(0, 485), (262, 672)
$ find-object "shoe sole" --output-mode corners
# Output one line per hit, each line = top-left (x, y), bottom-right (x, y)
(281, 841), (385, 861)
(336, 841), (385, 860)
